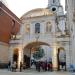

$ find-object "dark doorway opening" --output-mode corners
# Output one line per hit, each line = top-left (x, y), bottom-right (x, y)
(13, 54), (18, 62)
(13, 48), (19, 68)
(24, 55), (30, 68)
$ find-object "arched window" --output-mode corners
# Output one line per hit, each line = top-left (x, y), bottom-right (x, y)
(35, 23), (40, 33)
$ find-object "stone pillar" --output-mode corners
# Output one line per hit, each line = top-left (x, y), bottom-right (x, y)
(21, 49), (24, 63)
(18, 49), (21, 68)
(52, 44), (58, 70)
(65, 42), (71, 70)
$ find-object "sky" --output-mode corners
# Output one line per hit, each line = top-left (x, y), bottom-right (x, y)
(5, 0), (65, 18)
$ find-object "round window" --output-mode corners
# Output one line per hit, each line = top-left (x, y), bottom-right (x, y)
(52, 8), (56, 11)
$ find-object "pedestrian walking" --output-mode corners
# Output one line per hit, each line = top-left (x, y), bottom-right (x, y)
(20, 62), (23, 72)
(8, 61), (11, 71)
(37, 61), (41, 72)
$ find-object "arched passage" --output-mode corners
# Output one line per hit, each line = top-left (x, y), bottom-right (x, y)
(23, 41), (52, 69)
(57, 47), (66, 70)
(24, 41), (50, 49)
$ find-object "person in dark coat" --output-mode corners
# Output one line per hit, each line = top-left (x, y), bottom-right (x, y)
(8, 61), (11, 71)
(37, 61), (41, 72)
(45, 61), (47, 71)
(20, 62), (23, 72)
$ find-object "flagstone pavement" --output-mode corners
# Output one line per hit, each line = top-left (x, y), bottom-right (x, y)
(0, 69), (75, 75)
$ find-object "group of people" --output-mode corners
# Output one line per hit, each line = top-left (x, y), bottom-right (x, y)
(8, 61), (17, 72)
(7, 60), (67, 72)
(8, 61), (26, 72)
(31, 61), (53, 72)
(7, 60), (53, 72)
(59, 61), (66, 71)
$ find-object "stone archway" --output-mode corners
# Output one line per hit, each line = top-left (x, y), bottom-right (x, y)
(57, 47), (66, 70)
(23, 41), (53, 69)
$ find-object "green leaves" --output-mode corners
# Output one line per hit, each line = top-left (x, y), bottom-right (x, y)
(33, 47), (45, 60)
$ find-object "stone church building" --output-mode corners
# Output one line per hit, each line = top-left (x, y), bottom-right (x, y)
(0, 0), (71, 70)
(9, 0), (70, 70)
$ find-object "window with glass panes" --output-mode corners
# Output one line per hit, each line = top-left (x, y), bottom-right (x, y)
(35, 23), (40, 33)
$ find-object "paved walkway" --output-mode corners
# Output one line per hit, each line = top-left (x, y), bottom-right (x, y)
(0, 69), (74, 75)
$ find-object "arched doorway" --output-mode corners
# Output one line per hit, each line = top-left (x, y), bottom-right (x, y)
(23, 41), (52, 69)
(13, 48), (19, 68)
(57, 47), (66, 70)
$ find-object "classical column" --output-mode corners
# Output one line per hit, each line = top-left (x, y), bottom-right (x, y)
(52, 44), (58, 70)
(21, 49), (24, 63)
(18, 47), (24, 68)
(18, 49), (21, 68)
(65, 43), (71, 69)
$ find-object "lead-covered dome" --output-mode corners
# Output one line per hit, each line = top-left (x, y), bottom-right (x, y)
(21, 8), (54, 20)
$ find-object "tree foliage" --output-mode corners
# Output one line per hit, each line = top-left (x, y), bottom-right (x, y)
(33, 47), (45, 60)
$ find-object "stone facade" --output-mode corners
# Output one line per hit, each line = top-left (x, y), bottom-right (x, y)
(65, 0), (75, 68)
(0, 0), (73, 70)
(9, 0), (70, 70)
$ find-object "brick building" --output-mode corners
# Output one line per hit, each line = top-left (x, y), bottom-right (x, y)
(0, 1), (21, 68)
